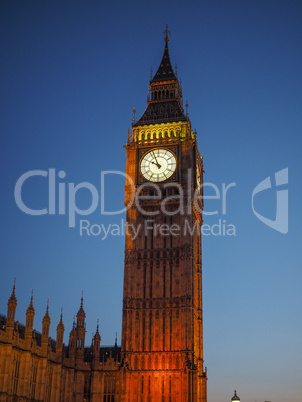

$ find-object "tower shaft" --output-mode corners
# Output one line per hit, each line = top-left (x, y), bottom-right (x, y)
(121, 35), (207, 401)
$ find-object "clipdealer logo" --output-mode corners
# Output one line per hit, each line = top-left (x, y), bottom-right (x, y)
(13, 167), (289, 237)
(13, 168), (237, 237)
(252, 168), (289, 234)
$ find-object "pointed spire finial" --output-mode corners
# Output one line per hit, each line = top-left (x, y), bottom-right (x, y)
(164, 24), (170, 43)
(58, 308), (64, 326)
(185, 101), (189, 117)
(150, 66), (153, 81)
(43, 300), (50, 322)
(30, 289), (34, 306)
(46, 299), (49, 315)
(79, 291), (84, 311)
(9, 278), (17, 301)
(26, 289), (35, 316)
(175, 63), (178, 77)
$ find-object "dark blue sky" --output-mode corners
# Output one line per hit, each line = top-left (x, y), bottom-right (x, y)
(1, 1), (301, 401)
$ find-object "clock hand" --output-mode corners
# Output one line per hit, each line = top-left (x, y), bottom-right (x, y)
(152, 151), (161, 168)
(151, 160), (161, 169)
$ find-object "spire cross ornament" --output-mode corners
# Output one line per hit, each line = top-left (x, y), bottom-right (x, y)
(164, 24), (170, 42)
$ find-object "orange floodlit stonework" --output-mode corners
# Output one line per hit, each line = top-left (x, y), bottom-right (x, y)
(121, 28), (207, 401)
(0, 28), (207, 401)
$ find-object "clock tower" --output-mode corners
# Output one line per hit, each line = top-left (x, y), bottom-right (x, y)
(121, 28), (207, 401)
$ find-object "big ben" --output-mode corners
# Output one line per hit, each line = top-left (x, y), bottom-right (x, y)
(121, 28), (207, 401)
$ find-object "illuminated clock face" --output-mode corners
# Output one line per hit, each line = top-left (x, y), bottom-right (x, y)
(140, 148), (177, 182)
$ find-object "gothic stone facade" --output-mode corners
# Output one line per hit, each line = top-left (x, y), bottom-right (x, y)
(0, 292), (121, 401)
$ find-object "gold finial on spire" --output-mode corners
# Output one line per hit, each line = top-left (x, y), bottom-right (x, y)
(164, 24), (170, 42)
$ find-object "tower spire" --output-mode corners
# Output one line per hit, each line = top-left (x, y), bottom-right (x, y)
(28, 290), (34, 312)
(43, 300), (50, 321)
(42, 300), (51, 349)
(6, 279), (17, 331)
(25, 290), (35, 341)
(133, 27), (186, 128)
(150, 30), (176, 83)
(9, 278), (17, 304)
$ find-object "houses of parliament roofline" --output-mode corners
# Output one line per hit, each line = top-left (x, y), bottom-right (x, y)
(0, 283), (121, 401)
